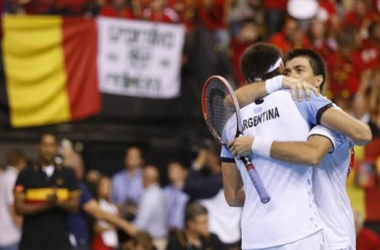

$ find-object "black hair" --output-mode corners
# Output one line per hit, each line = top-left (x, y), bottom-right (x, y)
(184, 202), (208, 226)
(240, 42), (282, 82)
(284, 49), (327, 91)
(38, 133), (58, 145)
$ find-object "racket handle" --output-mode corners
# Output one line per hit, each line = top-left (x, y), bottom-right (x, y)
(241, 157), (271, 204)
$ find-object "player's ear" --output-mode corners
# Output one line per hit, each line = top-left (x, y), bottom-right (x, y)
(315, 75), (323, 88)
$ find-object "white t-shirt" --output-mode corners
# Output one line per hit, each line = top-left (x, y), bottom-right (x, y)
(200, 189), (242, 244)
(309, 125), (356, 250)
(98, 198), (119, 248)
(221, 90), (332, 249)
(0, 166), (21, 246)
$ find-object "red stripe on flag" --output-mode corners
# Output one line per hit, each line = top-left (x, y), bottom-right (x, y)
(62, 18), (100, 120)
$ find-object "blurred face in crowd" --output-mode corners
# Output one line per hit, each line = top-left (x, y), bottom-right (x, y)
(352, 94), (369, 119)
(310, 20), (326, 40)
(239, 22), (260, 43)
(284, 57), (323, 89)
(150, 0), (165, 10)
(168, 162), (187, 184)
(98, 177), (112, 200)
(189, 214), (209, 237)
(39, 134), (58, 165)
(143, 165), (159, 188)
(354, 0), (368, 17)
(284, 18), (300, 42)
(125, 147), (143, 171)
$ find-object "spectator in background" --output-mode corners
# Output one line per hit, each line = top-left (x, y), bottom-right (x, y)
(123, 232), (155, 250)
(343, 0), (375, 39)
(166, 202), (223, 250)
(100, 0), (136, 19)
(326, 25), (367, 100)
(355, 210), (380, 250)
(197, 0), (230, 52)
(0, 149), (27, 250)
(135, 165), (167, 250)
(184, 143), (241, 250)
(360, 21), (380, 70)
(263, 0), (288, 40)
(229, 18), (262, 85)
(111, 146), (144, 221)
(270, 16), (311, 55)
(307, 18), (337, 60)
(164, 160), (189, 232)
(142, 0), (180, 23)
(92, 176), (119, 250)
(14, 133), (81, 250)
(61, 139), (135, 250)
(97, 165), (167, 249)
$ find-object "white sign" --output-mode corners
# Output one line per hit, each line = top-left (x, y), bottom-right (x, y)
(97, 17), (185, 98)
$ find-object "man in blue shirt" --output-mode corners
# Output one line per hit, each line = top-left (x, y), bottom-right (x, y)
(111, 146), (144, 220)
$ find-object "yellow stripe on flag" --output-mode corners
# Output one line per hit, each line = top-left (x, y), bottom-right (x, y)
(2, 16), (70, 127)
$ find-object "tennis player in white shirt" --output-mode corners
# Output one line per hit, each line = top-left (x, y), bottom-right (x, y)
(227, 48), (371, 250)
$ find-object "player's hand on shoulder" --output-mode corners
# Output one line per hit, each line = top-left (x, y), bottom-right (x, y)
(282, 76), (320, 102)
(228, 136), (254, 158)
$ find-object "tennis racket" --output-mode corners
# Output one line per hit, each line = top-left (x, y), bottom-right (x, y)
(201, 75), (270, 204)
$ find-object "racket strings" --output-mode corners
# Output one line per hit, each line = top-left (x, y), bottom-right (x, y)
(204, 78), (233, 140)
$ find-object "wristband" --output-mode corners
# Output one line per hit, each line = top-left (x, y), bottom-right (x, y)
(251, 137), (274, 159)
(265, 75), (283, 94)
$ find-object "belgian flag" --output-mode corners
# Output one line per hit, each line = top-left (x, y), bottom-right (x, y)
(0, 15), (100, 128)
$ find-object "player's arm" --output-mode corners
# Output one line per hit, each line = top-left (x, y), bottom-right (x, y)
(229, 135), (332, 166)
(230, 125), (338, 166)
(221, 162), (245, 206)
(320, 107), (371, 146)
(220, 144), (245, 207)
(231, 76), (319, 108)
(270, 136), (332, 166)
(83, 199), (139, 236)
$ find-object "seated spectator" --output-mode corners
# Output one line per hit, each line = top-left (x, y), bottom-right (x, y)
(92, 176), (120, 250)
(164, 160), (189, 232)
(166, 202), (223, 250)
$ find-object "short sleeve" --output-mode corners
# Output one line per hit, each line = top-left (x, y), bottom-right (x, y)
(65, 168), (81, 194)
(220, 116), (237, 163)
(220, 145), (235, 162)
(295, 92), (333, 125)
(308, 125), (346, 153)
(79, 183), (93, 206)
(14, 169), (28, 196)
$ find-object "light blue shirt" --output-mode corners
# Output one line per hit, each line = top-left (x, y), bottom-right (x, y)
(134, 184), (167, 238)
(111, 169), (144, 204)
(164, 185), (189, 230)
